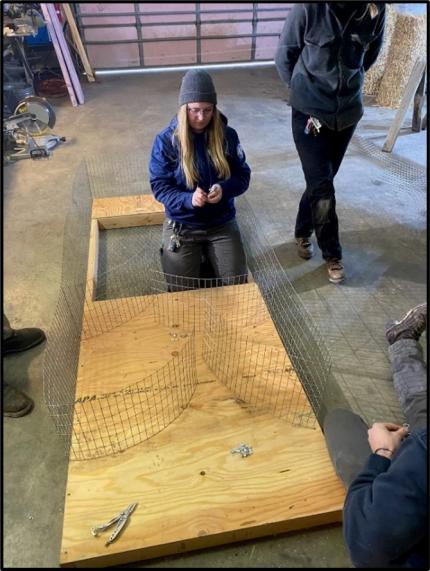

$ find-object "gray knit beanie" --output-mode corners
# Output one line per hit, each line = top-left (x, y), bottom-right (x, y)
(178, 69), (217, 106)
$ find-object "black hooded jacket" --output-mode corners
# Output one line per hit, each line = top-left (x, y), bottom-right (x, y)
(275, 2), (386, 130)
(344, 428), (428, 568)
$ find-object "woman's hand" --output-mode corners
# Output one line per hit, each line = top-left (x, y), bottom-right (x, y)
(206, 184), (223, 204)
(192, 187), (207, 208)
(368, 422), (409, 459)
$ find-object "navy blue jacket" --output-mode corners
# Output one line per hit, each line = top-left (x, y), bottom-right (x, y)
(149, 114), (251, 228)
(344, 428), (428, 568)
(275, 3), (386, 130)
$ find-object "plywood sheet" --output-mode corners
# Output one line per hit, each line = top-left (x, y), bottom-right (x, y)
(60, 285), (345, 567)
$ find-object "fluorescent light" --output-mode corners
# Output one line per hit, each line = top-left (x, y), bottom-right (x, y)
(95, 61), (275, 76)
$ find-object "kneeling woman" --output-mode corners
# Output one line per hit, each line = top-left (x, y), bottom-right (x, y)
(149, 69), (251, 290)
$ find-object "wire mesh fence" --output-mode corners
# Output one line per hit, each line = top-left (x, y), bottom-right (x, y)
(43, 154), (334, 460)
(350, 134), (426, 200)
(203, 299), (316, 427)
(71, 335), (197, 461)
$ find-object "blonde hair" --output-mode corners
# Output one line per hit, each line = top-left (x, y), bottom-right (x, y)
(175, 105), (231, 189)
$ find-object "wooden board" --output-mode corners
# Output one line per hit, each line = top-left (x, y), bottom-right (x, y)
(382, 58), (427, 152)
(62, 4), (96, 83)
(92, 195), (165, 229)
(59, 195), (345, 567)
(85, 219), (99, 301)
(60, 287), (345, 567)
(41, 3), (84, 106)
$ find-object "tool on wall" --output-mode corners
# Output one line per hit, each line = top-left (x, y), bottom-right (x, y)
(3, 95), (65, 162)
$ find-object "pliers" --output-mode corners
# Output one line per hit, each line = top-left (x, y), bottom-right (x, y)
(91, 502), (138, 546)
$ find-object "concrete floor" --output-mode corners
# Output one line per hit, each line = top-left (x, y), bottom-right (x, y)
(3, 67), (427, 568)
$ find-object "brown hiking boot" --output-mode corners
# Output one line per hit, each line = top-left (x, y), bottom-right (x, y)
(327, 259), (345, 284)
(385, 303), (427, 345)
(296, 237), (314, 260)
(3, 385), (34, 417)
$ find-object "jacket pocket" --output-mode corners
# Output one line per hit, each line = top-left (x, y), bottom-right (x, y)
(350, 32), (374, 50)
(344, 32), (374, 69)
(303, 34), (337, 73)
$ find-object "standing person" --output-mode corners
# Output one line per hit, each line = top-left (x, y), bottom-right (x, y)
(324, 303), (428, 568)
(3, 313), (46, 417)
(275, 3), (386, 283)
(149, 69), (251, 291)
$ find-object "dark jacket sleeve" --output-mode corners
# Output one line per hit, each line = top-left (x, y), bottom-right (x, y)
(343, 434), (427, 568)
(363, 6), (386, 71)
(274, 5), (306, 87)
(218, 128), (251, 198)
(149, 132), (194, 212)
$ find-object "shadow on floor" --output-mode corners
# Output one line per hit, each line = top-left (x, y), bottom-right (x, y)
(273, 223), (426, 294)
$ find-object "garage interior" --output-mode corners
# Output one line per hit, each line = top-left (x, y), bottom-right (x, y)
(3, 2), (427, 568)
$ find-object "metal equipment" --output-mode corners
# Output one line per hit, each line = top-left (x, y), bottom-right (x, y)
(91, 503), (138, 546)
(3, 95), (65, 162)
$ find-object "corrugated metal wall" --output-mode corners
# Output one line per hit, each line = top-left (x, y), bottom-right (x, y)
(75, 3), (292, 70)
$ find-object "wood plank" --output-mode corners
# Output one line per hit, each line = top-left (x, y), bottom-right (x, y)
(62, 4), (96, 83)
(382, 58), (427, 152)
(40, 4), (78, 107)
(412, 67), (426, 132)
(44, 3), (85, 105)
(60, 285), (345, 567)
(85, 219), (99, 302)
(92, 195), (165, 229)
(61, 380), (344, 567)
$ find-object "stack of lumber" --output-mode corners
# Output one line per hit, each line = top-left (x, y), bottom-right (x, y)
(40, 3), (89, 106)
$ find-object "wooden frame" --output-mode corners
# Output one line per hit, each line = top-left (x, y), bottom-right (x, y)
(382, 58), (427, 153)
(60, 195), (345, 567)
(85, 195), (165, 301)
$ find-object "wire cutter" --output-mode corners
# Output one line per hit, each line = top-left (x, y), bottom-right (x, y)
(91, 502), (138, 546)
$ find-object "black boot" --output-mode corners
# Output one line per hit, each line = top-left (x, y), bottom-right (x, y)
(295, 237), (314, 260)
(3, 384), (34, 417)
(3, 327), (46, 355)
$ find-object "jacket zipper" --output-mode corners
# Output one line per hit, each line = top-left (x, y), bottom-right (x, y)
(203, 132), (212, 192)
(334, 8), (356, 130)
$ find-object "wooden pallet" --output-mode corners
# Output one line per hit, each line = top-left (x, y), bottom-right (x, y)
(59, 196), (345, 567)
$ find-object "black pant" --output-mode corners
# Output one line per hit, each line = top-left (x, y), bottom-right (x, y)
(291, 108), (357, 261)
(161, 218), (248, 292)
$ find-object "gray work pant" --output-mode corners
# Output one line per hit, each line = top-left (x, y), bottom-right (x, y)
(324, 338), (427, 488)
(160, 218), (248, 291)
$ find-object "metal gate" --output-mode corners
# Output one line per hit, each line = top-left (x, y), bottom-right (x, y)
(75, 3), (292, 71)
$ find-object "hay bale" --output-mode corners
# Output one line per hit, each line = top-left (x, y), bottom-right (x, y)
(376, 12), (426, 108)
(363, 4), (397, 96)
